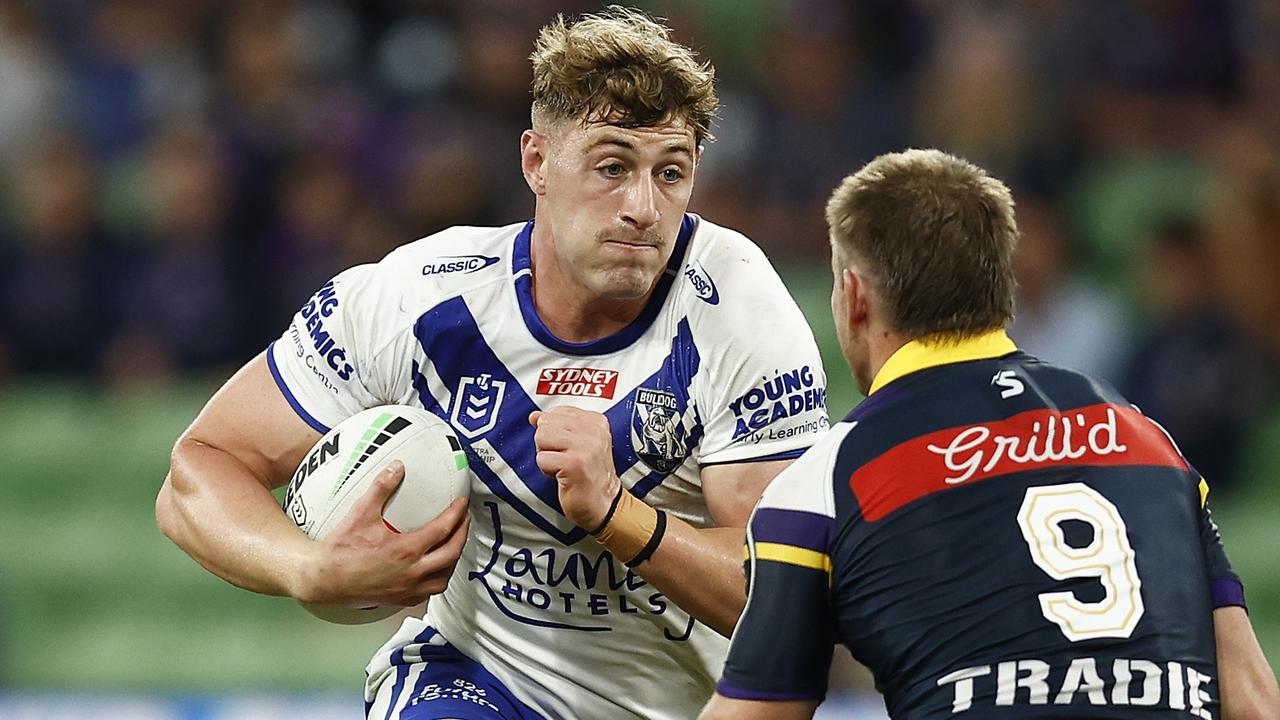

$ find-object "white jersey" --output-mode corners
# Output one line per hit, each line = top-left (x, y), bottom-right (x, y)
(268, 215), (829, 719)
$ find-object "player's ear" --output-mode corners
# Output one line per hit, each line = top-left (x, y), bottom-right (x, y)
(521, 130), (548, 196)
(844, 268), (870, 328)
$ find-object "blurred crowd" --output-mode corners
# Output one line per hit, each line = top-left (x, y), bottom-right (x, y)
(1, 0), (1278, 491)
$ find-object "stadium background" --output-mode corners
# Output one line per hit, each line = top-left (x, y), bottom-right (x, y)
(1, 0), (1277, 717)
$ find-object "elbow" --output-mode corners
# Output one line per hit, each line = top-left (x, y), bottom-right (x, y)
(155, 477), (180, 542)
(156, 466), (194, 548)
(156, 438), (192, 543)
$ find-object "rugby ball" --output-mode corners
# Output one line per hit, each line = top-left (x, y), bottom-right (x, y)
(282, 404), (471, 624)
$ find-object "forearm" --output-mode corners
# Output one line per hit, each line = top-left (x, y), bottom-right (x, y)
(1216, 606), (1280, 720)
(632, 522), (746, 637)
(158, 438), (314, 598)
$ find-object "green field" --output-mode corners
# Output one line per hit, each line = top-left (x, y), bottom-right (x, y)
(0, 271), (1275, 691)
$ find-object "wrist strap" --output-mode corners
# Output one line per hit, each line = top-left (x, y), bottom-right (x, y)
(624, 509), (667, 568)
(593, 488), (663, 565)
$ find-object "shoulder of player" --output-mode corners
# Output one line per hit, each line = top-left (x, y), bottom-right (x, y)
(354, 222), (517, 305)
(321, 224), (519, 353)
(678, 216), (803, 330)
(388, 222), (516, 286)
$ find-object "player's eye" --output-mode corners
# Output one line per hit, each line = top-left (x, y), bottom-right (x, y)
(660, 167), (684, 183)
(600, 163), (625, 178)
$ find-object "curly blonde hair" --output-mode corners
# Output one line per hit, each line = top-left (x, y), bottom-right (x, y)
(530, 6), (717, 144)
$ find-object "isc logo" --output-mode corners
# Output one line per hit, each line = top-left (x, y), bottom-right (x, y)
(536, 368), (619, 399)
(684, 262), (719, 305)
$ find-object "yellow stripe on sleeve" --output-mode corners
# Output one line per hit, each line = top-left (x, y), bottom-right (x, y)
(1199, 478), (1209, 508)
(752, 542), (833, 573)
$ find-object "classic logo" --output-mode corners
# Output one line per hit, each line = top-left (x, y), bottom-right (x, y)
(684, 261), (719, 305)
(422, 255), (500, 276)
(536, 368), (619, 399)
(451, 374), (507, 439)
(630, 388), (688, 473)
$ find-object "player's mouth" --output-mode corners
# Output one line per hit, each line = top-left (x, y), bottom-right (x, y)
(604, 240), (658, 250)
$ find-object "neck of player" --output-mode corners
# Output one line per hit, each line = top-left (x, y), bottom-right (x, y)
(528, 225), (660, 343)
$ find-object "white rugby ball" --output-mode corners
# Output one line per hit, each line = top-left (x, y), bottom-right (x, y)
(282, 404), (471, 624)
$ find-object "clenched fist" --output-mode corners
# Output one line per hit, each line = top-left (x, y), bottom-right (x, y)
(530, 407), (622, 531)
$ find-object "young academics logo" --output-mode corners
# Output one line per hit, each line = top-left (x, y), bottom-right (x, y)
(422, 255), (500, 276)
(536, 368), (619, 399)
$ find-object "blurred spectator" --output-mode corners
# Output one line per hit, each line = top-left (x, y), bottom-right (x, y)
(0, 1), (66, 162)
(2, 135), (115, 375)
(749, 0), (906, 259)
(1010, 197), (1132, 384)
(1121, 219), (1275, 494)
(104, 122), (244, 385)
(912, 3), (1036, 184)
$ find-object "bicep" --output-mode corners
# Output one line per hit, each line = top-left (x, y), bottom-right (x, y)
(176, 352), (322, 489)
(702, 459), (794, 527)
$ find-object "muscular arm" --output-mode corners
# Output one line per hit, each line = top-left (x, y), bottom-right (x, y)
(1215, 606), (1280, 720)
(629, 459), (790, 637)
(157, 353), (468, 606)
(157, 353), (322, 597)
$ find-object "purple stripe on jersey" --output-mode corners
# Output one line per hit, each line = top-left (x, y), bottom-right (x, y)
(844, 383), (908, 423)
(266, 341), (331, 433)
(700, 447), (809, 468)
(716, 680), (823, 702)
(1211, 578), (1247, 609)
(750, 508), (834, 553)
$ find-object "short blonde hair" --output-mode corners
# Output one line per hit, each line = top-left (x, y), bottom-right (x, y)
(530, 6), (717, 144)
(826, 149), (1018, 340)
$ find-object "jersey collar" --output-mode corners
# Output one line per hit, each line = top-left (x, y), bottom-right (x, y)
(868, 329), (1018, 395)
(511, 214), (696, 356)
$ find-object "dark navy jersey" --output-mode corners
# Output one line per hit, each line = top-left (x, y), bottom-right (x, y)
(718, 331), (1244, 719)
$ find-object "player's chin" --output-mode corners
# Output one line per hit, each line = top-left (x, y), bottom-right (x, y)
(593, 266), (660, 300)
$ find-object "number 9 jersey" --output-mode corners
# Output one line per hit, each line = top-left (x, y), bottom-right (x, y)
(718, 330), (1245, 719)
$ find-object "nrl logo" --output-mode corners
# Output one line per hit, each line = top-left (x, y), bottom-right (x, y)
(451, 373), (506, 439)
(630, 388), (689, 474)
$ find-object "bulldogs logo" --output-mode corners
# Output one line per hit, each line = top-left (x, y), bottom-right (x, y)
(630, 388), (688, 473)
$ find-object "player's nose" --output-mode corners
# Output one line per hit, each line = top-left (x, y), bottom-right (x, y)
(620, 175), (660, 230)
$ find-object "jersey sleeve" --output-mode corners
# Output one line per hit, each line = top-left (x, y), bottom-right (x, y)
(694, 245), (829, 466)
(1133, 407), (1246, 610)
(717, 434), (841, 701)
(266, 264), (401, 432)
(1200, 499), (1246, 610)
